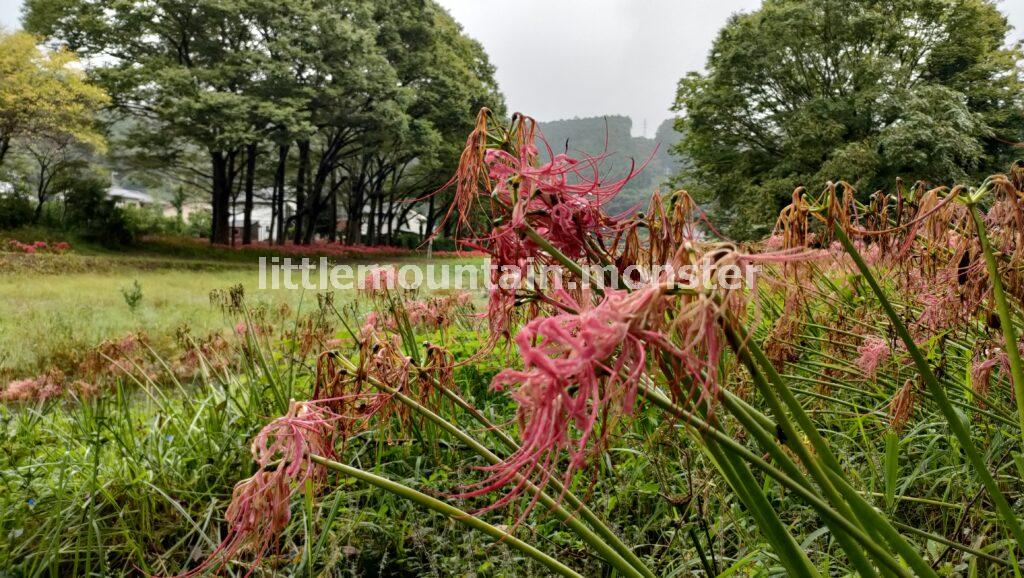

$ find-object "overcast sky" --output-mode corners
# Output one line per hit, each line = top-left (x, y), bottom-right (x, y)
(3, 0), (1022, 137)
(437, 0), (1024, 136)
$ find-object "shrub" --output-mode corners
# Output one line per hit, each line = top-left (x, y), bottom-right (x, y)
(186, 208), (212, 238)
(120, 204), (178, 237)
(62, 177), (135, 245)
(0, 194), (33, 229)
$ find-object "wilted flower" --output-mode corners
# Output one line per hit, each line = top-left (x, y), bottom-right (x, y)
(889, 379), (918, 432)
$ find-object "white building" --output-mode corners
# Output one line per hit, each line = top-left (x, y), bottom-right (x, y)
(229, 200), (295, 243)
(107, 187), (155, 207)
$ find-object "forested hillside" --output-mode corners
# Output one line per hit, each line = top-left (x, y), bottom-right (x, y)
(537, 116), (685, 214)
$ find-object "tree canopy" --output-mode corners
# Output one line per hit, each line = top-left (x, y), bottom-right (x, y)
(0, 29), (108, 170)
(671, 0), (1024, 239)
(24, 0), (504, 245)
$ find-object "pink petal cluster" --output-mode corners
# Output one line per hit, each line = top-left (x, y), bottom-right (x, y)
(855, 337), (890, 377)
(178, 401), (342, 577)
(455, 288), (654, 511)
(0, 372), (96, 402)
(1, 372), (65, 401)
(4, 239), (70, 254)
(404, 292), (474, 330)
(359, 265), (399, 294)
(482, 145), (635, 259)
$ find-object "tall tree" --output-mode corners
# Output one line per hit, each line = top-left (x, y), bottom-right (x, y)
(25, 0), (265, 243)
(340, 0), (505, 245)
(671, 0), (1024, 239)
(0, 30), (108, 170)
(25, 0), (505, 246)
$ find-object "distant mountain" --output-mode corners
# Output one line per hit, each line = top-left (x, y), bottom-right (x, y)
(536, 116), (686, 214)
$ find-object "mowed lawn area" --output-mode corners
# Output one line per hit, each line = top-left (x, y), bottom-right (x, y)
(0, 249), (485, 381)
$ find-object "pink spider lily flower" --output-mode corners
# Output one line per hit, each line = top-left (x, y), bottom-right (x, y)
(453, 287), (662, 515)
(856, 337), (890, 378)
(0, 372), (65, 401)
(174, 400), (344, 577)
(360, 265), (399, 294)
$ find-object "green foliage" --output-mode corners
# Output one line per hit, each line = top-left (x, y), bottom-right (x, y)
(0, 30), (109, 169)
(119, 205), (178, 237)
(61, 178), (135, 245)
(0, 194), (33, 229)
(184, 208), (211, 239)
(672, 0), (1024, 238)
(23, 0), (506, 246)
(119, 280), (143, 312)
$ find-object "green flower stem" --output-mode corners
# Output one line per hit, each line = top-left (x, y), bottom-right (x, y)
(834, 222), (1024, 554)
(718, 388), (880, 577)
(968, 202), (1024, 438)
(722, 325), (920, 577)
(430, 379), (656, 578)
(703, 434), (823, 577)
(309, 455), (583, 578)
(335, 356), (650, 578)
(638, 384), (914, 578)
(523, 225), (604, 295)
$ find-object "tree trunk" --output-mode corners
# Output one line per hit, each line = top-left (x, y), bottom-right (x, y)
(210, 151), (230, 244)
(425, 194), (437, 242)
(242, 142), (257, 244)
(275, 143), (289, 245)
(293, 140), (310, 245)
(229, 152), (239, 247)
(367, 190), (378, 246)
(346, 182), (363, 245)
(0, 136), (10, 168)
(329, 169), (338, 243)
(33, 162), (48, 222)
(269, 185), (277, 245)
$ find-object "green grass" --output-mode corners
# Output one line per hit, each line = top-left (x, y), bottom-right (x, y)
(0, 240), (484, 380)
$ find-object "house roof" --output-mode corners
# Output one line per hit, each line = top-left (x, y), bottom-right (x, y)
(108, 187), (155, 204)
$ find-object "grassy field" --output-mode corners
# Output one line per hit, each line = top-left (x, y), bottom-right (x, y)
(0, 238), (484, 381)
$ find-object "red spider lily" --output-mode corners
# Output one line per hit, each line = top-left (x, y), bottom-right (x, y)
(174, 400), (345, 577)
(972, 346), (1020, 404)
(1, 371), (67, 401)
(451, 288), (648, 513)
(449, 114), (653, 339)
(360, 265), (399, 294)
(856, 337), (890, 378)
